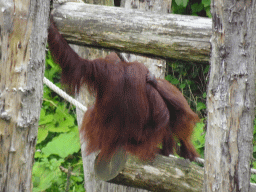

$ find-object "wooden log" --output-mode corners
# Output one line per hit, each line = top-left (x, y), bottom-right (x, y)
(52, 2), (212, 63)
(108, 155), (256, 192)
(110, 155), (204, 192)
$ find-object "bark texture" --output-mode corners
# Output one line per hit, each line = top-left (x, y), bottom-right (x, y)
(204, 0), (255, 191)
(0, 0), (49, 191)
(51, 2), (211, 63)
(111, 155), (204, 192)
(120, 0), (167, 83)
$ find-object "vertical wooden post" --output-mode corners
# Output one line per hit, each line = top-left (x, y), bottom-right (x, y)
(0, 0), (49, 191)
(204, 1), (255, 191)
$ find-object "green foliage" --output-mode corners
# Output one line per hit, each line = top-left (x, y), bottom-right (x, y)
(41, 128), (80, 158)
(166, 60), (209, 117)
(192, 120), (206, 158)
(196, 102), (206, 113)
(175, 0), (189, 7)
(166, 60), (208, 158)
(33, 50), (84, 192)
(252, 162), (256, 183)
(33, 157), (84, 192)
(172, 0), (211, 17)
(33, 158), (64, 192)
(251, 118), (256, 183)
(201, 0), (211, 17)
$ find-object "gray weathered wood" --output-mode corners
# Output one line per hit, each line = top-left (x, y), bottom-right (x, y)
(121, 0), (172, 13)
(120, 0), (167, 82)
(250, 184), (256, 192)
(204, 0), (255, 191)
(0, 0), (50, 191)
(51, 2), (211, 63)
(111, 155), (204, 192)
(108, 154), (256, 192)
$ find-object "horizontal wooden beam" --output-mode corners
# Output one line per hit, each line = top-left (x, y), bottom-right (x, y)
(106, 155), (256, 192)
(52, 2), (212, 63)
(111, 155), (204, 192)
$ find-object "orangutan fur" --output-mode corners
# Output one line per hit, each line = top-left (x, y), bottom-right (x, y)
(48, 18), (199, 161)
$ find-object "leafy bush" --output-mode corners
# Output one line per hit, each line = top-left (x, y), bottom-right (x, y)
(166, 60), (209, 117)
(165, 60), (209, 158)
(33, 51), (84, 192)
(172, 0), (211, 17)
(251, 118), (256, 183)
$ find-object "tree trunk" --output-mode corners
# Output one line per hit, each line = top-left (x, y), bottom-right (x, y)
(204, 1), (255, 191)
(0, 0), (49, 191)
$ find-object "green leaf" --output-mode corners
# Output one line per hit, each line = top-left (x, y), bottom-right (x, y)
(46, 104), (76, 133)
(47, 124), (70, 133)
(192, 121), (205, 150)
(205, 7), (212, 18)
(170, 78), (179, 85)
(185, 80), (192, 85)
(175, 0), (189, 7)
(165, 75), (180, 85)
(37, 127), (49, 144)
(39, 114), (54, 125)
(203, 65), (210, 74)
(202, 0), (211, 7)
(32, 159), (63, 192)
(42, 129), (80, 158)
(59, 114), (75, 129)
(34, 151), (45, 158)
(179, 83), (186, 89)
(165, 75), (172, 82)
(191, 3), (204, 15)
(196, 102), (206, 112)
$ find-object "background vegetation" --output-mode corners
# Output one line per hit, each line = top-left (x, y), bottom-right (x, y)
(33, 51), (84, 192)
(172, 0), (211, 17)
(33, 0), (256, 191)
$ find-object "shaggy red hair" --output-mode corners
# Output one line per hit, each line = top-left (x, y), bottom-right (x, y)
(48, 18), (199, 161)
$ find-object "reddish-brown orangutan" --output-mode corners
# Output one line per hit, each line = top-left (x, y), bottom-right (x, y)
(48, 18), (199, 161)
